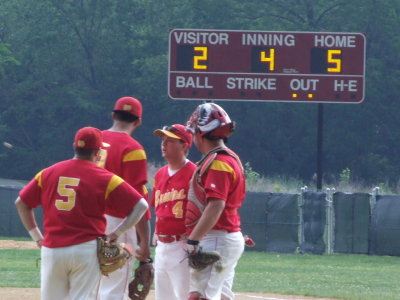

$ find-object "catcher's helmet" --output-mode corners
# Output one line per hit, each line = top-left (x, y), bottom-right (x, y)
(186, 103), (235, 139)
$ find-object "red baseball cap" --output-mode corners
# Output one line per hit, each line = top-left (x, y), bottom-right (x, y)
(153, 124), (192, 147)
(73, 127), (103, 149)
(113, 96), (142, 118)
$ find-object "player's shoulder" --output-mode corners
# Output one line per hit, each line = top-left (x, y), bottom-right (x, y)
(154, 164), (169, 177)
(215, 152), (236, 164)
(184, 160), (197, 172)
(127, 137), (144, 149)
(43, 159), (74, 174)
(211, 153), (243, 176)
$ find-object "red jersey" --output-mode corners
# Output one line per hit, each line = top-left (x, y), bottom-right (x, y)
(201, 152), (246, 232)
(19, 159), (143, 248)
(100, 130), (149, 218)
(151, 162), (196, 235)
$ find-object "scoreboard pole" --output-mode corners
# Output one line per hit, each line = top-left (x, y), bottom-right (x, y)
(317, 103), (324, 191)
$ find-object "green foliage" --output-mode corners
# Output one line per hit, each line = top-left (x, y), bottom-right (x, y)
(0, 0), (399, 189)
(377, 182), (391, 194)
(339, 167), (351, 186)
(244, 162), (260, 186)
(0, 43), (19, 76)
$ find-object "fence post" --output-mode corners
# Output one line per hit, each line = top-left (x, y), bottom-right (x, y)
(371, 187), (379, 215)
(298, 186), (308, 253)
(325, 187), (335, 254)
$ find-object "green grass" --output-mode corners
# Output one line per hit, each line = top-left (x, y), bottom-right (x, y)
(234, 252), (400, 300)
(0, 249), (41, 288)
(0, 236), (30, 241)
(2, 248), (400, 300)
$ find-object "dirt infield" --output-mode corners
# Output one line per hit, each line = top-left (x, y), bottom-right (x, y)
(0, 288), (340, 300)
(0, 240), (340, 300)
(0, 240), (37, 249)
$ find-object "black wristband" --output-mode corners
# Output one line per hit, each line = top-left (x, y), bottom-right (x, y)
(139, 257), (153, 266)
(187, 239), (200, 245)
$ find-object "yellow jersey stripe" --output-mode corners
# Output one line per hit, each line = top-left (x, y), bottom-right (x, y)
(123, 149), (146, 162)
(105, 175), (124, 199)
(210, 160), (236, 181)
(34, 170), (44, 188)
(142, 185), (148, 195)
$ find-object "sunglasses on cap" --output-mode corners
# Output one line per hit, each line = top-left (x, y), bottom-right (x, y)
(162, 125), (181, 133)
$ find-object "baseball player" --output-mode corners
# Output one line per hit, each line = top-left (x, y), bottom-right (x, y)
(185, 103), (246, 300)
(14, 127), (148, 300)
(151, 124), (196, 300)
(98, 96), (152, 300)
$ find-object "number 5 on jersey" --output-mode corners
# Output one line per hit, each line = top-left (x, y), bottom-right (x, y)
(55, 176), (80, 211)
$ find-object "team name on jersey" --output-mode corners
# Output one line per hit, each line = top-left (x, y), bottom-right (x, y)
(154, 188), (186, 207)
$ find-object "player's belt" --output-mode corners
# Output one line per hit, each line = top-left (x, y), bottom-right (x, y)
(157, 234), (184, 243)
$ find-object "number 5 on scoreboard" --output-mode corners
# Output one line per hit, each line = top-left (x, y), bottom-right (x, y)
(327, 49), (342, 72)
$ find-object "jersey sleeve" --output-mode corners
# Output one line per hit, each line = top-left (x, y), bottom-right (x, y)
(19, 170), (44, 208)
(203, 159), (236, 202)
(105, 175), (143, 217)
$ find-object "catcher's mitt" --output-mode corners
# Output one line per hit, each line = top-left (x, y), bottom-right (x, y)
(128, 259), (154, 300)
(97, 237), (132, 276)
(188, 248), (221, 271)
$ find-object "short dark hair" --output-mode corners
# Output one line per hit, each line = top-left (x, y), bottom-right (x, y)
(203, 132), (228, 143)
(113, 110), (139, 123)
(75, 147), (98, 158)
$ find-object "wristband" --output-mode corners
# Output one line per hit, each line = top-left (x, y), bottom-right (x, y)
(29, 227), (43, 242)
(113, 228), (124, 237)
(139, 257), (153, 266)
(187, 239), (199, 245)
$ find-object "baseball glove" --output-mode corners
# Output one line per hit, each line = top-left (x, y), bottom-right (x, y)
(128, 259), (154, 300)
(97, 237), (132, 276)
(188, 248), (221, 271)
(243, 234), (256, 247)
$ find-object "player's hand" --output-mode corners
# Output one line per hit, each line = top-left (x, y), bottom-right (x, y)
(185, 239), (200, 254)
(106, 232), (119, 243)
(36, 239), (43, 248)
(152, 233), (158, 246)
(136, 243), (150, 261)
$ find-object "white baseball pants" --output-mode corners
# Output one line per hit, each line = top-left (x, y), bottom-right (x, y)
(154, 239), (190, 300)
(41, 239), (101, 300)
(189, 230), (245, 300)
(99, 214), (138, 300)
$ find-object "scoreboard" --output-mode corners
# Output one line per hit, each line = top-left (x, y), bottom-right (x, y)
(168, 29), (366, 103)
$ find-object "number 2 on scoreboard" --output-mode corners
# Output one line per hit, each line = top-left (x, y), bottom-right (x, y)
(193, 46), (208, 70)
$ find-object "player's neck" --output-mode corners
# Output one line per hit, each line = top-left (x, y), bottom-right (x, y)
(203, 139), (225, 154)
(108, 121), (135, 135)
(168, 157), (187, 171)
(73, 154), (97, 163)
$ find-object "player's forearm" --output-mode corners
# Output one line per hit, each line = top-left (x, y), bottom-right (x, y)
(135, 215), (151, 247)
(15, 197), (38, 231)
(188, 198), (225, 241)
(135, 215), (151, 261)
(15, 197), (43, 244)
(113, 198), (148, 237)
